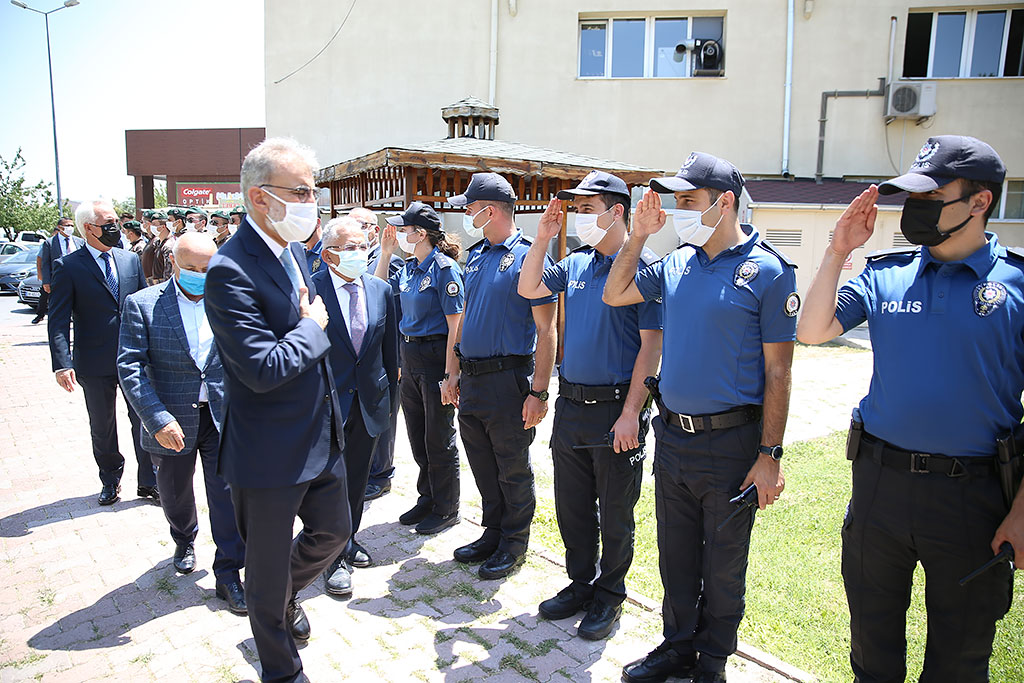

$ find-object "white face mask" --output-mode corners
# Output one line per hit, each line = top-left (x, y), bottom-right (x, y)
(463, 207), (490, 240)
(262, 188), (319, 243)
(60, 225), (75, 237)
(672, 202), (722, 247)
(574, 207), (614, 247)
(396, 229), (416, 253)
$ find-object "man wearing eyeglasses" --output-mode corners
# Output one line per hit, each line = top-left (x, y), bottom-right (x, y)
(47, 199), (156, 506)
(185, 207), (209, 233)
(204, 137), (349, 683)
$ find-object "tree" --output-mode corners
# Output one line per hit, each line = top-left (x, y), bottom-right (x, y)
(113, 196), (136, 216)
(0, 149), (66, 236)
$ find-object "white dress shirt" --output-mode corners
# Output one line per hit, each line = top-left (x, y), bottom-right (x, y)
(58, 233), (78, 256)
(328, 267), (367, 345)
(173, 278), (214, 402)
(85, 242), (118, 282)
(248, 215), (287, 258)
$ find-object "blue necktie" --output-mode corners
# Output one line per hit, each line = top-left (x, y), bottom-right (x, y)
(280, 249), (303, 294)
(101, 252), (118, 300)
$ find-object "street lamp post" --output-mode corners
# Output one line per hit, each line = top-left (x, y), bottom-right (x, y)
(10, 0), (80, 218)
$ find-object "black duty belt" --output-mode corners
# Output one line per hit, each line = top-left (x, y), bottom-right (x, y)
(559, 379), (631, 403)
(661, 404), (762, 434)
(862, 433), (993, 476)
(402, 334), (447, 343)
(458, 352), (532, 377)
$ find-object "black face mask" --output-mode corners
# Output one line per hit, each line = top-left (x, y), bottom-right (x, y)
(93, 222), (122, 248)
(899, 194), (973, 247)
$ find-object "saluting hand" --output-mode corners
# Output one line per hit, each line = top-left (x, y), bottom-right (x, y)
(831, 185), (878, 256)
(155, 420), (186, 452)
(380, 225), (399, 255)
(633, 189), (667, 238)
(299, 286), (329, 330)
(741, 452), (785, 510)
(55, 368), (77, 393)
(522, 394), (548, 430)
(536, 198), (563, 242)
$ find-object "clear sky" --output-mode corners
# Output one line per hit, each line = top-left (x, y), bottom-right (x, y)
(0, 0), (265, 205)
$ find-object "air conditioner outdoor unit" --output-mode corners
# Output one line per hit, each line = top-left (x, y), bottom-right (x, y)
(885, 81), (937, 119)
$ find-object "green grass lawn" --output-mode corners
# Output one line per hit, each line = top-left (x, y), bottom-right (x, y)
(532, 430), (1024, 682)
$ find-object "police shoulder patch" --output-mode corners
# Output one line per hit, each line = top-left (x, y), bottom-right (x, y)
(1004, 246), (1024, 263)
(640, 247), (662, 267)
(973, 281), (1007, 317)
(784, 292), (801, 317)
(445, 280), (460, 297)
(734, 260), (760, 287)
(435, 254), (455, 269)
(310, 258), (321, 273)
(498, 252), (516, 272)
(419, 275), (432, 292)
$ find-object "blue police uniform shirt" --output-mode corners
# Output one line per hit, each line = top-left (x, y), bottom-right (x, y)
(305, 239), (323, 274)
(543, 246), (663, 386)
(388, 246), (464, 337)
(461, 229), (558, 359)
(635, 226), (799, 414)
(835, 233), (1024, 458)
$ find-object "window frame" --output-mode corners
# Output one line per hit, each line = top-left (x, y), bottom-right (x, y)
(992, 179), (1024, 221)
(907, 7), (1022, 79)
(577, 14), (724, 79)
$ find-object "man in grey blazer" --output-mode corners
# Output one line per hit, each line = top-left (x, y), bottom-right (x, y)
(118, 233), (246, 615)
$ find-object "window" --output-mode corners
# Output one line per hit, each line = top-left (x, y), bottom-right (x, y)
(578, 14), (725, 78)
(903, 8), (1024, 78)
(992, 180), (1024, 220)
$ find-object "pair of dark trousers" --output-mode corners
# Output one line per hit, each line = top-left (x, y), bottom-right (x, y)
(550, 396), (648, 604)
(76, 374), (155, 489)
(653, 416), (760, 673)
(368, 386), (399, 486)
(36, 287), (49, 316)
(843, 439), (1013, 683)
(458, 363), (536, 555)
(341, 394), (378, 549)
(231, 453), (350, 683)
(149, 405), (244, 583)
(400, 339), (459, 517)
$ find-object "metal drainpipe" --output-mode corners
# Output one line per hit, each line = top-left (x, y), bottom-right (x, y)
(781, 0), (795, 177)
(815, 78), (886, 183)
(489, 0), (498, 105)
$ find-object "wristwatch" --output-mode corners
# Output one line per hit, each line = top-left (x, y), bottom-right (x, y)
(758, 444), (784, 461)
(528, 389), (549, 401)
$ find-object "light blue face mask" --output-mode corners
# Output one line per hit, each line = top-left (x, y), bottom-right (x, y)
(177, 267), (206, 295)
(327, 247), (368, 279)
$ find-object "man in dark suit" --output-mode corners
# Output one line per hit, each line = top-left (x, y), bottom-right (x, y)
(47, 200), (157, 505)
(353, 206), (405, 500)
(118, 232), (247, 615)
(312, 217), (398, 596)
(33, 216), (84, 324)
(204, 138), (350, 683)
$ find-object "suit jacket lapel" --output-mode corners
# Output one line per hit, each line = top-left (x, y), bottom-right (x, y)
(358, 274), (381, 358)
(320, 274), (357, 357)
(239, 222), (300, 314)
(113, 249), (134, 307)
(75, 248), (115, 301)
(157, 281), (195, 363)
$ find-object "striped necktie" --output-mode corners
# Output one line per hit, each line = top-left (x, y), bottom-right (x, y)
(100, 252), (118, 300)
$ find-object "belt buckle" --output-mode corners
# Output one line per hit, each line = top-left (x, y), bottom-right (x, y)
(678, 413), (696, 434)
(584, 399), (597, 405)
(910, 452), (929, 473)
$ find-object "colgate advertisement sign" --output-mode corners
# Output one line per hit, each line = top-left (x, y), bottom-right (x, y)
(177, 182), (243, 208)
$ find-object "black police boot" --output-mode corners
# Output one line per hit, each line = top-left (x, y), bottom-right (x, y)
(478, 550), (525, 580)
(538, 583), (593, 620)
(693, 670), (727, 683)
(287, 596), (310, 642)
(621, 642), (697, 683)
(398, 502), (432, 526)
(577, 598), (621, 640)
(453, 535), (499, 564)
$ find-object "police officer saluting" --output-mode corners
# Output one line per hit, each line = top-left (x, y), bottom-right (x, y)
(798, 135), (1024, 682)
(604, 153), (796, 683)
(448, 172), (558, 580)
(518, 171), (663, 640)
(374, 202), (464, 534)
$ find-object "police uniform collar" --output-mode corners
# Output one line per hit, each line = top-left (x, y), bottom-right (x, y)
(918, 232), (999, 279)
(483, 229), (522, 251)
(695, 225), (758, 263)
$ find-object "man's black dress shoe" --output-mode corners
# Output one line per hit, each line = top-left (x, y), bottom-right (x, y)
(324, 555), (352, 596)
(215, 580), (247, 615)
(347, 541), (371, 568)
(287, 597), (310, 641)
(415, 512), (460, 535)
(578, 599), (622, 640)
(137, 485), (160, 504)
(693, 670), (727, 683)
(97, 484), (120, 506)
(173, 542), (196, 574)
(621, 642), (697, 683)
(478, 550), (524, 580)
(453, 535), (499, 564)
(398, 502), (432, 526)
(538, 583), (594, 620)
(364, 481), (391, 500)
(31, 315), (44, 324)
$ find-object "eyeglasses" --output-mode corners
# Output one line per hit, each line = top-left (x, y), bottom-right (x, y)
(87, 222), (117, 230)
(325, 245), (367, 254)
(356, 220), (377, 230)
(260, 184), (318, 202)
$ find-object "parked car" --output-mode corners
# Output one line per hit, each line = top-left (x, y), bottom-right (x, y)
(0, 241), (32, 263)
(17, 274), (42, 309)
(14, 231), (46, 243)
(0, 247), (41, 294)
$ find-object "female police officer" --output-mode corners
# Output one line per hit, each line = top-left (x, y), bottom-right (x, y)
(374, 202), (463, 535)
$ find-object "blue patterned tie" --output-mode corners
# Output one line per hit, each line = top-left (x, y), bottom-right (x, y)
(279, 249), (303, 294)
(100, 252), (118, 300)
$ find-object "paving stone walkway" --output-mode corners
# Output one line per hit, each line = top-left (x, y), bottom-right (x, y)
(0, 298), (873, 682)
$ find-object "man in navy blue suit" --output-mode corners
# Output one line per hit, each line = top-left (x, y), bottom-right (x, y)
(47, 200), (156, 506)
(312, 216), (398, 597)
(33, 216), (83, 324)
(204, 138), (350, 683)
